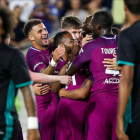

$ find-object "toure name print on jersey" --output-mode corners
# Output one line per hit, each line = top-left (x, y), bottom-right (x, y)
(101, 48), (117, 54)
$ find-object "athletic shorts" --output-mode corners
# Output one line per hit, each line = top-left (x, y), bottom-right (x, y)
(40, 92), (58, 140)
(56, 115), (86, 140)
(87, 101), (118, 140)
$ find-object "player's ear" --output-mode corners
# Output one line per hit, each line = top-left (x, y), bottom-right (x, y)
(58, 43), (65, 49)
(124, 4), (128, 12)
(96, 24), (101, 30)
(28, 34), (34, 41)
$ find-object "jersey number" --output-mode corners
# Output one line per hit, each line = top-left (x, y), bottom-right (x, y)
(72, 75), (77, 86)
(65, 75), (77, 89)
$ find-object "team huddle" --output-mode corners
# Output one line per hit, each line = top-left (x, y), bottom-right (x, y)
(1, 0), (140, 140)
(24, 10), (120, 140)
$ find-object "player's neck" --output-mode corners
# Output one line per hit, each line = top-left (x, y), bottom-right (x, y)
(128, 13), (140, 26)
(100, 28), (113, 37)
(31, 42), (48, 50)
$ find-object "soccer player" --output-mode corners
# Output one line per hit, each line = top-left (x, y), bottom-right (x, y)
(82, 15), (121, 72)
(24, 19), (68, 139)
(0, 6), (40, 140)
(66, 11), (120, 140)
(49, 31), (92, 139)
(41, 31), (75, 140)
(61, 15), (82, 46)
(116, 0), (140, 140)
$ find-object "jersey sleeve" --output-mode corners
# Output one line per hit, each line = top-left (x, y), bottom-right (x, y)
(86, 74), (94, 82)
(10, 50), (33, 88)
(27, 54), (47, 72)
(73, 42), (93, 68)
(117, 31), (136, 67)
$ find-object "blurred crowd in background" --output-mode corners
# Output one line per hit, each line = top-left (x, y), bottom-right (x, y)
(0, 0), (128, 49)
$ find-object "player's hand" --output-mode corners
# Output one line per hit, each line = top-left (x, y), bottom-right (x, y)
(116, 117), (129, 140)
(59, 76), (71, 85)
(53, 45), (65, 63)
(33, 84), (50, 95)
(82, 34), (93, 46)
(59, 88), (66, 97)
(27, 129), (40, 140)
(103, 54), (121, 70)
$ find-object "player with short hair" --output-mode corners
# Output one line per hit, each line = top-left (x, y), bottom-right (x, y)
(0, 6), (40, 140)
(67, 11), (120, 140)
(116, 0), (140, 140)
(49, 29), (92, 139)
(24, 19), (67, 140)
(61, 15), (82, 46)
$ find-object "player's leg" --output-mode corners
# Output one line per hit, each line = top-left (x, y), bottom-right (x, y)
(56, 115), (72, 140)
(70, 115), (87, 140)
(111, 103), (118, 140)
(35, 93), (52, 124)
(41, 92), (58, 140)
(18, 121), (23, 140)
(87, 102), (113, 140)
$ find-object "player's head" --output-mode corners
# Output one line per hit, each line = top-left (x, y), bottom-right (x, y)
(23, 19), (49, 48)
(82, 15), (93, 37)
(61, 16), (82, 42)
(54, 31), (74, 54)
(124, 0), (140, 18)
(0, 6), (14, 42)
(91, 11), (113, 39)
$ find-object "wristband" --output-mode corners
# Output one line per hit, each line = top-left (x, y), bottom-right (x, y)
(27, 117), (38, 129)
(50, 58), (57, 67)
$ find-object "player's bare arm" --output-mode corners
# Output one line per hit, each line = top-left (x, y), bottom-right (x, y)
(29, 71), (71, 84)
(20, 85), (40, 140)
(116, 65), (133, 140)
(50, 64), (68, 93)
(66, 64), (80, 76)
(59, 79), (93, 100)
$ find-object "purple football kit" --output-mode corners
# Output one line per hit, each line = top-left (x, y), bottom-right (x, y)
(26, 46), (65, 140)
(56, 68), (93, 140)
(72, 35), (120, 140)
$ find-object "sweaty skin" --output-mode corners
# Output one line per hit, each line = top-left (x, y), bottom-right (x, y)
(59, 79), (93, 100)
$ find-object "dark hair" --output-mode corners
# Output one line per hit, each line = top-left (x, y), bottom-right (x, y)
(23, 19), (42, 37)
(93, 11), (113, 29)
(124, 0), (140, 14)
(61, 15), (82, 29)
(54, 31), (69, 48)
(0, 6), (14, 40)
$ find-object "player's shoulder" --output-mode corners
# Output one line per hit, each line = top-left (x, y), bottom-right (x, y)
(83, 39), (100, 49)
(26, 46), (42, 58)
(121, 21), (140, 37)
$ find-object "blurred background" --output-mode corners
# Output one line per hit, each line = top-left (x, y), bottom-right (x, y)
(0, 0), (127, 50)
(0, 0), (127, 139)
